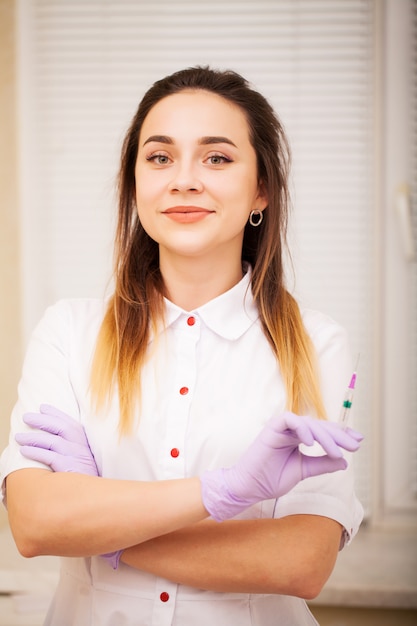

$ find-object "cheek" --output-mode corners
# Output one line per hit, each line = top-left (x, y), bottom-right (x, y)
(136, 171), (172, 211)
(136, 203), (152, 229)
(136, 207), (160, 245)
(226, 168), (259, 200)
(225, 179), (260, 213)
(134, 185), (155, 231)
(135, 184), (158, 217)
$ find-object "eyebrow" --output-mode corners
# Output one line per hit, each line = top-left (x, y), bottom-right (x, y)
(199, 136), (237, 147)
(143, 135), (173, 146)
(142, 135), (237, 147)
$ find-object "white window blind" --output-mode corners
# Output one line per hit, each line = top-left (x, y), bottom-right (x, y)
(17, 0), (375, 513)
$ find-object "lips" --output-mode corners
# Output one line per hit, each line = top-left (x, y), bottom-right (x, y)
(162, 206), (214, 223)
(163, 206), (213, 214)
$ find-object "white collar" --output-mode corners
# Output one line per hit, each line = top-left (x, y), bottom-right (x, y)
(153, 268), (259, 341)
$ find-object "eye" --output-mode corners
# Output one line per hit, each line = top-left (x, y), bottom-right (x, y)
(206, 154), (233, 165)
(146, 153), (171, 165)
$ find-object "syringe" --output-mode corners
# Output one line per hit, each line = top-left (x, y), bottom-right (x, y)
(339, 354), (360, 427)
(339, 371), (357, 427)
(339, 353), (361, 428)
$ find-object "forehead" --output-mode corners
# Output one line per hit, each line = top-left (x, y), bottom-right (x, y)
(139, 90), (251, 143)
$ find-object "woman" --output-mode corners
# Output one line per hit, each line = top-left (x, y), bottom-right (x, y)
(1, 67), (363, 625)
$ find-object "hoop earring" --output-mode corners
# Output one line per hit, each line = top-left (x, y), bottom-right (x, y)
(249, 209), (263, 227)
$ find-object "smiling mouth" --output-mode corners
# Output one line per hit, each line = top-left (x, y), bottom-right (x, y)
(163, 206), (213, 214)
(162, 206), (214, 223)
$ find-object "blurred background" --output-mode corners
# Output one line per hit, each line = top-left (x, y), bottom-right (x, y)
(0, 0), (416, 624)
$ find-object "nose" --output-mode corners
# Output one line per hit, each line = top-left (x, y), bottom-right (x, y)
(168, 160), (203, 193)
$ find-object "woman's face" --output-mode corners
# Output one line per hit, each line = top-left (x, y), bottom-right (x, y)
(135, 89), (267, 267)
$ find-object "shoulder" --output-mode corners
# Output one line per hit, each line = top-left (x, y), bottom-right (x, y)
(301, 308), (349, 351)
(32, 298), (109, 343)
(39, 297), (107, 323)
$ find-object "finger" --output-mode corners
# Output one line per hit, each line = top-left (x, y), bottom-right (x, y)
(305, 420), (345, 458)
(101, 550), (123, 570)
(40, 404), (76, 423)
(16, 431), (57, 450)
(24, 407), (85, 445)
(333, 425), (364, 447)
(284, 412), (317, 446)
(316, 422), (364, 452)
(23, 412), (67, 435)
(40, 404), (81, 438)
(19, 445), (68, 471)
(302, 454), (348, 479)
(346, 427), (364, 441)
(16, 431), (76, 455)
(268, 413), (315, 447)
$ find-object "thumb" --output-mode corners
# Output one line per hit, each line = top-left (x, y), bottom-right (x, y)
(302, 454), (348, 480)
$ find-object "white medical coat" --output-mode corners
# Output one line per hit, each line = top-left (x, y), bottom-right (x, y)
(0, 271), (363, 625)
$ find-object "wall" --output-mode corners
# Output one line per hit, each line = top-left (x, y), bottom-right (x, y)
(0, 0), (20, 527)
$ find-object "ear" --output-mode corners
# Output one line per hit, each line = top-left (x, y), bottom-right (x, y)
(256, 180), (268, 211)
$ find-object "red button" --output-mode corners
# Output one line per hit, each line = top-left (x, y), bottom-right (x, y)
(187, 316), (196, 326)
(179, 386), (189, 395)
(170, 448), (180, 458)
(160, 591), (169, 602)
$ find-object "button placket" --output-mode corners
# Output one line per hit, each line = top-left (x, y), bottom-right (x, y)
(151, 578), (177, 625)
(161, 314), (199, 479)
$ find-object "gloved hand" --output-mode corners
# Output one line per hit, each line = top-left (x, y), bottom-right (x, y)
(16, 404), (122, 569)
(16, 404), (99, 476)
(200, 411), (363, 522)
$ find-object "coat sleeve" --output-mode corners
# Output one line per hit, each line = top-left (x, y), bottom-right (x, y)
(273, 310), (364, 548)
(0, 300), (83, 505)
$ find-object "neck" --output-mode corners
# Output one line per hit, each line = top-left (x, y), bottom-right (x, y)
(159, 253), (244, 311)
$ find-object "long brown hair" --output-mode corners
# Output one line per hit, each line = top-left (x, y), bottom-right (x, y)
(90, 66), (326, 433)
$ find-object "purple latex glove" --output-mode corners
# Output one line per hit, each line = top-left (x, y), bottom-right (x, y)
(15, 404), (122, 569)
(200, 411), (363, 522)
(16, 404), (99, 476)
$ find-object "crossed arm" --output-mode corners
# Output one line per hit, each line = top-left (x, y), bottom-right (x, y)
(120, 515), (342, 599)
(6, 468), (342, 600)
